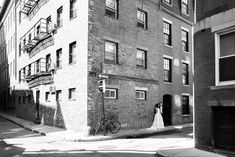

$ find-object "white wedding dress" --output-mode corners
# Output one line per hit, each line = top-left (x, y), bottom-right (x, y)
(151, 108), (164, 130)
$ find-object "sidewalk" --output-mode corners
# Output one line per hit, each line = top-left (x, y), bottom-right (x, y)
(0, 112), (191, 142)
(0, 112), (227, 157)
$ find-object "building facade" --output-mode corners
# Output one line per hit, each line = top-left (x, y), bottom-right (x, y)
(0, 0), (16, 111)
(0, 0), (194, 135)
(195, 0), (235, 153)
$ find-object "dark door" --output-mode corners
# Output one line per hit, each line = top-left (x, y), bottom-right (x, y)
(163, 94), (172, 126)
(214, 107), (235, 151)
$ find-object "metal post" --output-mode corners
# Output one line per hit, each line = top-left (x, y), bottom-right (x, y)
(100, 63), (106, 135)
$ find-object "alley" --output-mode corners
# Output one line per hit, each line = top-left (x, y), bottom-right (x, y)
(0, 117), (196, 157)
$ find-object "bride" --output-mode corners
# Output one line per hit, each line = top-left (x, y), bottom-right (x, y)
(150, 102), (164, 130)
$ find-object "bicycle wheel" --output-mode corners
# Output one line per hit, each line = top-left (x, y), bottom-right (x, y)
(108, 121), (121, 134)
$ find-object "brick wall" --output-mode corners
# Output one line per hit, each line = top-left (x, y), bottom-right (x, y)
(196, 0), (235, 21)
(194, 28), (215, 149)
(88, 0), (161, 131)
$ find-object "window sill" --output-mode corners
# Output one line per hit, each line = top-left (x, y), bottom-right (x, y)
(69, 99), (76, 101)
(46, 100), (50, 102)
(135, 98), (146, 101)
(163, 2), (172, 7)
(182, 114), (190, 117)
(183, 50), (189, 54)
(182, 12), (190, 17)
(210, 84), (235, 90)
(105, 97), (117, 100)
(105, 15), (119, 20)
(56, 67), (62, 70)
(183, 84), (190, 87)
(70, 15), (77, 21)
(137, 27), (148, 32)
(136, 65), (146, 69)
(164, 44), (173, 48)
(104, 61), (118, 65)
(69, 62), (76, 66)
(164, 81), (173, 85)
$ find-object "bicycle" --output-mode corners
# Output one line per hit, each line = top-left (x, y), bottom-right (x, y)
(94, 114), (121, 135)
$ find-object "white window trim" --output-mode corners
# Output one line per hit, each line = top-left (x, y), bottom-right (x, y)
(135, 90), (146, 100)
(163, 17), (172, 24)
(215, 28), (235, 86)
(181, 0), (189, 16)
(181, 26), (189, 32)
(105, 88), (117, 99)
(163, 0), (172, 6)
(182, 93), (190, 96)
(135, 87), (148, 91)
(163, 54), (173, 59)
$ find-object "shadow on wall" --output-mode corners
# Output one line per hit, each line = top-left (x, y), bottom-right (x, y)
(3, 89), (66, 129)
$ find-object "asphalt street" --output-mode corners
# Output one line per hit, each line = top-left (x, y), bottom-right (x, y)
(0, 117), (194, 157)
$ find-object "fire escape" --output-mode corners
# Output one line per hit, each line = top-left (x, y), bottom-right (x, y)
(20, 18), (50, 52)
(21, 0), (39, 15)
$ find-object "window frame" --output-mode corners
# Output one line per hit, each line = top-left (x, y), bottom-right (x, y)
(181, 27), (189, 52)
(70, 0), (77, 19)
(163, 0), (172, 5)
(135, 90), (147, 100)
(57, 6), (63, 28)
(181, 0), (189, 15)
(104, 88), (117, 99)
(56, 90), (62, 101)
(69, 41), (76, 64)
(163, 18), (172, 46)
(104, 40), (118, 64)
(136, 48), (147, 68)
(46, 53), (51, 72)
(215, 30), (235, 86)
(163, 57), (172, 83)
(56, 48), (62, 68)
(182, 61), (189, 85)
(45, 92), (50, 102)
(137, 9), (147, 29)
(68, 88), (76, 100)
(105, 0), (118, 19)
(182, 94), (190, 115)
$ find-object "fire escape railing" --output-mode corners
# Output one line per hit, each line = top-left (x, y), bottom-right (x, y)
(20, 58), (50, 81)
(20, 18), (50, 52)
(21, 0), (40, 15)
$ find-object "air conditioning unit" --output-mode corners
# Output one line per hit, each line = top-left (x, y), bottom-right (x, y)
(48, 23), (57, 34)
(49, 86), (56, 94)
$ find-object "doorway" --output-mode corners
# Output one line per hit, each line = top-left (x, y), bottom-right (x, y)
(35, 90), (40, 124)
(163, 94), (172, 126)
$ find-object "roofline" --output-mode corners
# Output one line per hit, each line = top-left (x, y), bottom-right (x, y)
(0, 0), (11, 22)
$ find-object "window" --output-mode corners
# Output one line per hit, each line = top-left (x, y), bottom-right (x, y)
(136, 90), (146, 100)
(57, 6), (63, 28)
(164, 58), (172, 82)
(217, 31), (235, 84)
(182, 29), (189, 52)
(36, 59), (40, 73)
(23, 68), (26, 80)
(69, 42), (76, 64)
(19, 11), (21, 24)
(182, 62), (189, 85)
(23, 96), (25, 104)
(105, 0), (118, 19)
(19, 71), (21, 83)
(27, 65), (31, 76)
(137, 9), (147, 29)
(163, 0), (172, 5)
(181, 0), (188, 15)
(70, 0), (77, 19)
(18, 96), (21, 104)
(163, 20), (172, 46)
(19, 43), (21, 56)
(105, 41), (117, 63)
(45, 92), (50, 101)
(28, 94), (31, 103)
(46, 16), (52, 32)
(46, 54), (51, 72)
(56, 48), (62, 68)
(136, 49), (147, 68)
(105, 88), (117, 99)
(182, 95), (190, 115)
(56, 90), (62, 101)
(36, 25), (40, 35)
(69, 88), (76, 100)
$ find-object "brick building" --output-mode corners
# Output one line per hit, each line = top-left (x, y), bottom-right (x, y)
(0, 0), (194, 136)
(195, 0), (235, 153)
